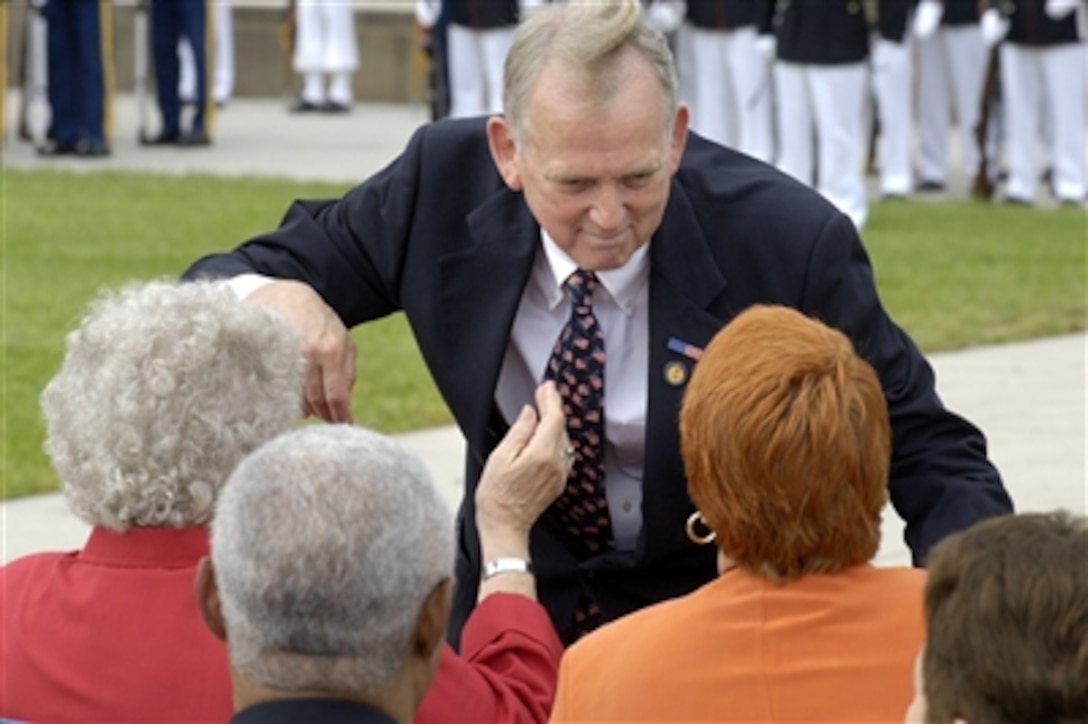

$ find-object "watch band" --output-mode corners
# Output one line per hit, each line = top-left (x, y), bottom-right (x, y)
(482, 557), (534, 580)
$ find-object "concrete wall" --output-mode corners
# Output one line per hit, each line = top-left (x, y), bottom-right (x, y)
(5, 2), (428, 104)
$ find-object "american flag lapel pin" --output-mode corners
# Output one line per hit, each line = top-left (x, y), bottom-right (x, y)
(667, 337), (703, 362)
(664, 337), (703, 387)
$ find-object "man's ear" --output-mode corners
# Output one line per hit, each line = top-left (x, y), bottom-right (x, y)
(668, 102), (690, 174)
(195, 556), (228, 643)
(412, 577), (454, 660)
(487, 116), (523, 192)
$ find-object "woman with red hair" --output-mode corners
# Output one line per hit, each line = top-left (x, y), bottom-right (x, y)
(552, 304), (925, 722)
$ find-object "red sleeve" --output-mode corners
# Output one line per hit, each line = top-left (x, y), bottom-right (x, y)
(417, 593), (565, 723)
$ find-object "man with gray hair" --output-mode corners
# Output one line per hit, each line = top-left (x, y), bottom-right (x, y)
(197, 382), (567, 722)
(185, 0), (1011, 645)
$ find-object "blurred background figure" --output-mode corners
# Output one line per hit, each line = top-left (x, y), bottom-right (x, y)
(906, 511), (1088, 722)
(913, 0), (991, 193)
(551, 305), (925, 722)
(145, 0), (214, 146)
(290, 0), (359, 113)
(0, 280), (305, 723)
(991, 0), (1086, 205)
(418, 0), (535, 118)
(869, 0), (913, 198)
(416, 0), (452, 120)
(758, 0), (871, 229)
(179, 0), (234, 108)
(673, 0), (773, 163)
(36, 0), (114, 158)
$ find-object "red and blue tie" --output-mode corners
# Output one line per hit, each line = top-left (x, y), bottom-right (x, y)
(544, 269), (614, 638)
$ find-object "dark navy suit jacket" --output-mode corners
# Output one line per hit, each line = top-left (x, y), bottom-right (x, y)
(185, 118), (1012, 646)
(231, 698), (395, 723)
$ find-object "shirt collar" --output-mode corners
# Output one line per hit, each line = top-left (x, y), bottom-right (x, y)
(539, 230), (650, 316)
(231, 698), (397, 724)
(79, 525), (210, 568)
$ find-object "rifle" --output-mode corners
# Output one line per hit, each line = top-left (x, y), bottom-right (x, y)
(972, 43), (1001, 200)
(278, 0), (296, 101)
(134, 0), (150, 143)
(17, 2), (48, 144)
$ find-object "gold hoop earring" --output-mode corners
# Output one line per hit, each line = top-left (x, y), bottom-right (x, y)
(685, 511), (716, 546)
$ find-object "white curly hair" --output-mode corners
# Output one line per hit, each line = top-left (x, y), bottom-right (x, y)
(41, 279), (306, 531)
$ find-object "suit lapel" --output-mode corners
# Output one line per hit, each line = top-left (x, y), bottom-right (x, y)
(438, 190), (537, 458)
(641, 184), (731, 559)
(436, 180), (731, 559)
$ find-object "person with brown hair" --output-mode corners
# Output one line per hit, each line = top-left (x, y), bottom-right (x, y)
(905, 511), (1088, 723)
(551, 304), (925, 722)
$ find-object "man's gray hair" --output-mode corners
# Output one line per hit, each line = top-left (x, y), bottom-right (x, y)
(503, 0), (679, 143)
(211, 424), (455, 695)
(41, 279), (305, 531)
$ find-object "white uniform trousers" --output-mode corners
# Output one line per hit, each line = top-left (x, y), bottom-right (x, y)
(1000, 42), (1086, 203)
(870, 35), (914, 195)
(447, 23), (515, 118)
(687, 25), (773, 162)
(774, 61), (869, 230)
(915, 25), (988, 184)
(293, 0), (359, 106)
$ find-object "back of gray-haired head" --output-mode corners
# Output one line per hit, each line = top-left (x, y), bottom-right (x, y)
(211, 424), (455, 696)
(41, 279), (305, 531)
(503, 0), (679, 142)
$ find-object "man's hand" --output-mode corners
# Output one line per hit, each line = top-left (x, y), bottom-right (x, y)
(1045, 0), (1078, 20)
(979, 8), (1009, 48)
(476, 382), (569, 559)
(246, 279), (357, 423)
(912, 0), (943, 39)
(755, 34), (776, 63)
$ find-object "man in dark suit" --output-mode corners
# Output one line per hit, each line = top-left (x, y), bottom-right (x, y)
(185, 0), (1013, 646)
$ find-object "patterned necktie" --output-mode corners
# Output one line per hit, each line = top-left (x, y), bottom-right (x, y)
(544, 269), (615, 555)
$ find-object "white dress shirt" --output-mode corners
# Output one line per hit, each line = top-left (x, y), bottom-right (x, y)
(495, 234), (651, 551)
(233, 235), (653, 551)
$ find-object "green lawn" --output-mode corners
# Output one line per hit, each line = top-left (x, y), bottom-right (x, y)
(2, 169), (1085, 499)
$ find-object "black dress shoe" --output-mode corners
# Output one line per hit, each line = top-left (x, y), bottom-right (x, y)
(322, 101), (351, 114)
(916, 180), (945, 193)
(37, 140), (78, 157)
(141, 131), (180, 146)
(75, 139), (110, 157)
(177, 131), (211, 147)
(290, 100), (322, 113)
(1003, 195), (1032, 206)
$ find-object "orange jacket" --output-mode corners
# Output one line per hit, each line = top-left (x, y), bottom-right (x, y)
(552, 564), (925, 722)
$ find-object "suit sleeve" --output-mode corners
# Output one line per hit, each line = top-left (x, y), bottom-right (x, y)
(418, 593), (564, 723)
(799, 213), (1013, 564)
(180, 122), (438, 327)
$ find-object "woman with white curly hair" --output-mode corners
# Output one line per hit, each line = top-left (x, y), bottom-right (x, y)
(0, 279), (306, 723)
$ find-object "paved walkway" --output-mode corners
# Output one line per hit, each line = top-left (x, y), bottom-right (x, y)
(3, 93), (1085, 566)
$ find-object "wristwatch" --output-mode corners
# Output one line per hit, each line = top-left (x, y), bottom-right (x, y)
(482, 557), (534, 580)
